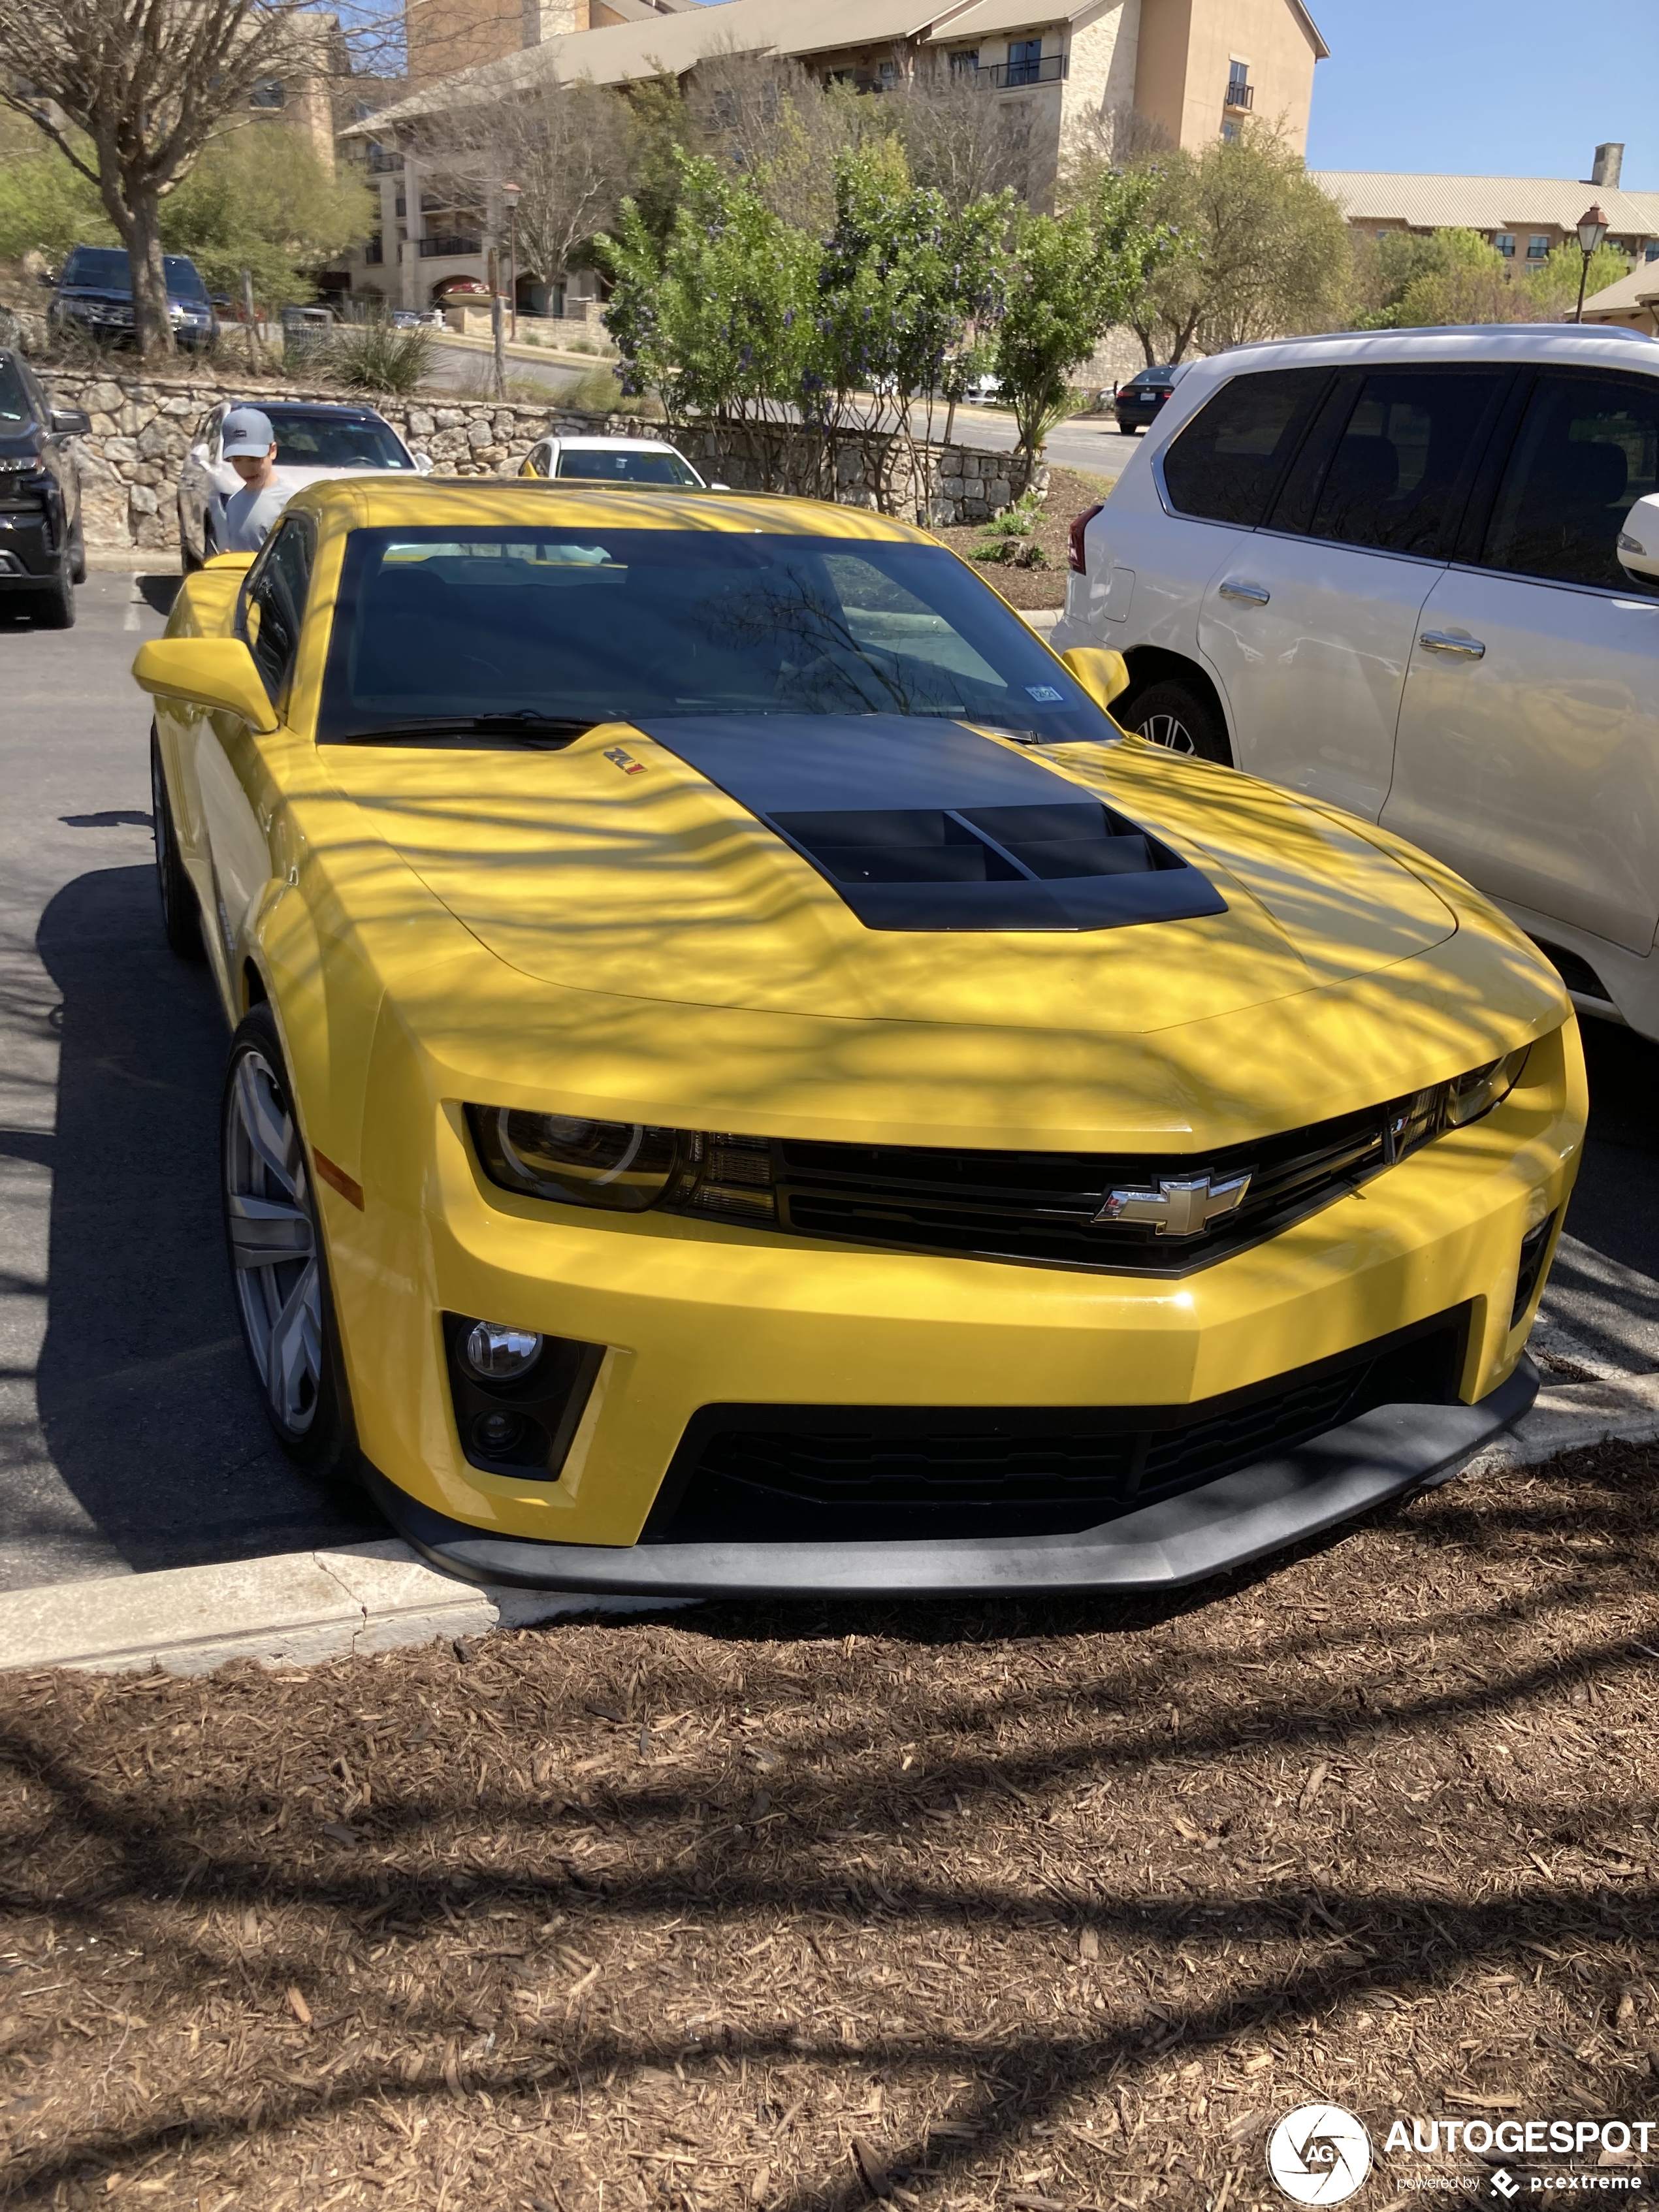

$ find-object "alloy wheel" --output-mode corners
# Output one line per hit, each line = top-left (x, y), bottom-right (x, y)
(1138, 711), (1196, 756)
(224, 1049), (321, 1434)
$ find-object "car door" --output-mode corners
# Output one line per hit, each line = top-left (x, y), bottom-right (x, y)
(1384, 366), (1659, 957)
(179, 405), (226, 557)
(1196, 366), (1509, 820)
(195, 515), (315, 987)
(19, 362), (73, 550)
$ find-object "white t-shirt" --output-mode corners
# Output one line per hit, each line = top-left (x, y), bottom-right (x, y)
(222, 477), (293, 552)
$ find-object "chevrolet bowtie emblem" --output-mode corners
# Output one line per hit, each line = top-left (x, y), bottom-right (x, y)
(1095, 1170), (1251, 1238)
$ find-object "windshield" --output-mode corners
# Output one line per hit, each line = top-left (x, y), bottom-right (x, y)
(0, 357), (29, 426)
(317, 528), (1121, 748)
(555, 448), (700, 485)
(263, 413), (411, 469)
(60, 248), (206, 298)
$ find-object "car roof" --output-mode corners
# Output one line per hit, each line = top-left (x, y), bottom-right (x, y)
(289, 477), (929, 541)
(545, 436), (690, 451)
(236, 400), (394, 423)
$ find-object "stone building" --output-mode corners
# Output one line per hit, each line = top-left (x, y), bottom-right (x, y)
(338, 0), (1326, 316)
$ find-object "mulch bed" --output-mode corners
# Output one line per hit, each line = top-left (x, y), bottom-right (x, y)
(2, 1439), (1658, 2208)
(931, 468), (1114, 611)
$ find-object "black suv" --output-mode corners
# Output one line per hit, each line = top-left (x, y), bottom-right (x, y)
(48, 245), (219, 353)
(1113, 363), (1188, 435)
(0, 350), (89, 628)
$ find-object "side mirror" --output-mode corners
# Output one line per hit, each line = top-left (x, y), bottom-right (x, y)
(1059, 645), (1131, 711)
(413, 450), (434, 475)
(131, 637), (278, 735)
(50, 408), (91, 436)
(708, 481), (731, 491)
(1617, 491), (1659, 583)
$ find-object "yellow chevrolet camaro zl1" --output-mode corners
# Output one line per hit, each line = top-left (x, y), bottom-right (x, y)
(134, 479), (1583, 1595)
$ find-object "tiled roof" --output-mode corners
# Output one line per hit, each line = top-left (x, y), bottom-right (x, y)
(1312, 170), (1659, 238)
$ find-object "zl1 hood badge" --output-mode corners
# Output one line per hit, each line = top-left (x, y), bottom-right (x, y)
(1097, 1170), (1251, 1238)
(604, 745), (647, 776)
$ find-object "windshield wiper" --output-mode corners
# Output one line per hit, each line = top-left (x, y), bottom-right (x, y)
(329, 711), (603, 748)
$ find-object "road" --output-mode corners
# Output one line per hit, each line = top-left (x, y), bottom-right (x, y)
(1, 570), (1655, 1595)
(421, 341), (1138, 485)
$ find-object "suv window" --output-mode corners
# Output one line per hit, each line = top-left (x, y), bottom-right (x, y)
(1481, 370), (1659, 598)
(1161, 368), (1328, 527)
(1303, 370), (1505, 557)
(241, 517), (315, 703)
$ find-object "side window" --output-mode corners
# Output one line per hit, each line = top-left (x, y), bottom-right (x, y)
(1160, 369), (1329, 527)
(1302, 370), (1505, 557)
(240, 517), (315, 703)
(1480, 370), (1659, 598)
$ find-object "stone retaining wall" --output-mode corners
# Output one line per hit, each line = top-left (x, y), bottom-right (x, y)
(36, 366), (1040, 550)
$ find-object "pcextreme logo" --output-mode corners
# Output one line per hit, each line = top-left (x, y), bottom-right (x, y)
(1267, 2105), (1374, 2204)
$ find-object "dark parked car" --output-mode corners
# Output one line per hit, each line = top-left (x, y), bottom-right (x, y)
(0, 349), (88, 628)
(48, 245), (218, 353)
(1113, 363), (1188, 435)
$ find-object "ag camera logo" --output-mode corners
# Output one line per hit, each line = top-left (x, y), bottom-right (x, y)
(1267, 2104), (1374, 2204)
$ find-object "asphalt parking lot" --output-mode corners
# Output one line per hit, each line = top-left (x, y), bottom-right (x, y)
(2, 569), (1656, 1597)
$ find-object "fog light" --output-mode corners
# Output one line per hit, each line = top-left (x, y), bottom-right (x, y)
(462, 1321), (543, 1379)
(473, 1409), (525, 1456)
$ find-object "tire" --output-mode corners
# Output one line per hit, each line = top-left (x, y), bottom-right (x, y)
(222, 1004), (361, 1486)
(1116, 421), (1137, 435)
(1126, 677), (1232, 766)
(29, 546), (74, 629)
(150, 724), (204, 961)
(69, 517), (86, 586)
(179, 506), (203, 573)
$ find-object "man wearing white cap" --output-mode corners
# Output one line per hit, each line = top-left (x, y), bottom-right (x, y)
(219, 407), (293, 552)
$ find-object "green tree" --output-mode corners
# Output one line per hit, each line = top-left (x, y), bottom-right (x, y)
(1116, 124), (1352, 362)
(1521, 238), (1632, 320)
(0, 114), (112, 261)
(813, 141), (1009, 502)
(602, 151), (818, 454)
(995, 165), (1167, 479)
(160, 124), (374, 312)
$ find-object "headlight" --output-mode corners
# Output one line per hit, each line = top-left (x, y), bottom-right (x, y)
(467, 1106), (775, 1219)
(1443, 1047), (1530, 1129)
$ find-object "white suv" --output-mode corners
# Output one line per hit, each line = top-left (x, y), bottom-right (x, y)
(1053, 325), (1659, 1038)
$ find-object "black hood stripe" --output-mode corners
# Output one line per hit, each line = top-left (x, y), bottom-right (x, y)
(636, 714), (1227, 935)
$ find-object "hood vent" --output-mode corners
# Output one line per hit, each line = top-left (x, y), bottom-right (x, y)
(637, 713), (1227, 933)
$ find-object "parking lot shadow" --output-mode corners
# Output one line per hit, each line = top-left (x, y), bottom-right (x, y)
(29, 863), (379, 1575)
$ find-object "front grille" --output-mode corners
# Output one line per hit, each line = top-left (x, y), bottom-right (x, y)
(740, 1085), (1449, 1278)
(643, 1309), (1468, 1545)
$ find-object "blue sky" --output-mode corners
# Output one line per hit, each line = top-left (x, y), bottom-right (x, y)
(1303, 0), (1655, 186)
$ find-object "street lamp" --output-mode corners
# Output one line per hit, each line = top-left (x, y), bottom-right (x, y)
(1575, 202), (1609, 322)
(502, 180), (521, 342)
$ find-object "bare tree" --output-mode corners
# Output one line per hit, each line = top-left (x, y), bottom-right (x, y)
(0, 0), (316, 355)
(683, 48), (865, 234)
(884, 61), (1037, 214)
(492, 75), (634, 302)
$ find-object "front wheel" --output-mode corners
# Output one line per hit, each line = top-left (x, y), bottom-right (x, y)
(179, 505), (203, 573)
(30, 547), (74, 629)
(1126, 677), (1232, 766)
(222, 1006), (361, 1486)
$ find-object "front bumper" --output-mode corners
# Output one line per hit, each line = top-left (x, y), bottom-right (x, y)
(367, 1358), (1537, 1595)
(0, 504), (57, 583)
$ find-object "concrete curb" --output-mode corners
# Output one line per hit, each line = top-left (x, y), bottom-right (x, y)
(0, 1539), (671, 1678)
(2, 1374), (1654, 1679)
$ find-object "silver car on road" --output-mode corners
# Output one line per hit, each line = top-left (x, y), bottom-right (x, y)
(175, 400), (431, 569)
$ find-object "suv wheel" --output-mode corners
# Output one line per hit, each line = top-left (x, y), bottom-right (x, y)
(222, 1005), (361, 1486)
(69, 517), (86, 586)
(1127, 677), (1232, 766)
(31, 545), (75, 630)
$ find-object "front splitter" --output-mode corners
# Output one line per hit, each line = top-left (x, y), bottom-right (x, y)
(365, 1360), (1536, 1599)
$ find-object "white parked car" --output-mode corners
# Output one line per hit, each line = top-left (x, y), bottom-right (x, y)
(517, 434), (709, 486)
(176, 399), (430, 569)
(1054, 324), (1659, 1038)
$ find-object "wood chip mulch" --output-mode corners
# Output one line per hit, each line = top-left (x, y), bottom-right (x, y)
(2, 1438), (1658, 2209)
(931, 466), (1116, 610)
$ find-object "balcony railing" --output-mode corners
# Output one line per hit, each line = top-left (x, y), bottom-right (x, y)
(367, 144), (402, 174)
(978, 50), (1067, 88)
(1225, 78), (1253, 110)
(417, 233), (483, 258)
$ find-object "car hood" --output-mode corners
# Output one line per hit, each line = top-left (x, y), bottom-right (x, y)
(325, 715), (1462, 1040)
(0, 429), (42, 462)
(208, 462), (407, 499)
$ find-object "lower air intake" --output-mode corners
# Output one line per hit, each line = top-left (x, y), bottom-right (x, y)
(642, 1309), (1468, 1545)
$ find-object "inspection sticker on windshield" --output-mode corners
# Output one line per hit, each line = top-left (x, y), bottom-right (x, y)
(1025, 684), (1066, 703)
(603, 745), (647, 776)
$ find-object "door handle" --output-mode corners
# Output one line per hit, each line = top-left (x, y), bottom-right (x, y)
(1419, 630), (1485, 659)
(1218, 580), (1270, 605)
